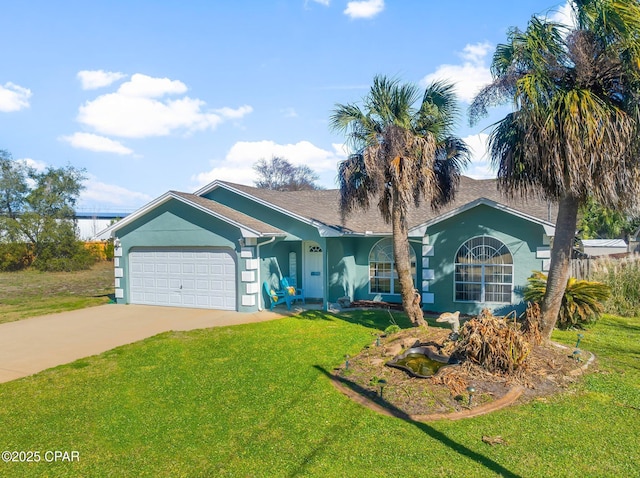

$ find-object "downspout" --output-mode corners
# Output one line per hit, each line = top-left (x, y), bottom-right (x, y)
(256, 236), (276, 311)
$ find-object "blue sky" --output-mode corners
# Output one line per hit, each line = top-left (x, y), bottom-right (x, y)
(0, 0), (571, 212)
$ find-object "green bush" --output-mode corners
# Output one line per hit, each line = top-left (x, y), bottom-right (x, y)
(33, 239), (99, 272)
(384, 324), (401, 335)
(524, 271), (610, 329)
(590, 255), (640, 317)
(0, 242), (32, 271)
(103, 239), (115, 261)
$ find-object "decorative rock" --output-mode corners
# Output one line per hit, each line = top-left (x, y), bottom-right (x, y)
(383, 343), (403, 357)
(337, 296), (351, 308)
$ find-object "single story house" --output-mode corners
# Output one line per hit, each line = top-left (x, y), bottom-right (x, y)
(102, 177), (557, 316)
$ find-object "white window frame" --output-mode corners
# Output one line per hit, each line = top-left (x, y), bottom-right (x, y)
(454, 235), (513, 304)
(368, 238), (416, 295)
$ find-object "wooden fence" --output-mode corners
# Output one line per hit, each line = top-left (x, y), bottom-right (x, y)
(571, 258), (593, 280)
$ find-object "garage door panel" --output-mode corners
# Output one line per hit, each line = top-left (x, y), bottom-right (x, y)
(155, 293), (170, 304)
(181, 279), (195, 290)
(195, 280), (209, 290)
(143, 278), (156, 288)
(129, 248), (236, 310)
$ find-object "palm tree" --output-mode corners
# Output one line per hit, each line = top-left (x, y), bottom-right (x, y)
(470, 0), (640, 339)
(331, 76), (469, 326)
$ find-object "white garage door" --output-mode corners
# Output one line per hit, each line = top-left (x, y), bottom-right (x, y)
(129, 248), (236, 310)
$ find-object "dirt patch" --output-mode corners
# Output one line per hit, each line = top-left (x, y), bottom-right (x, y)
(333, 326), (593, 418)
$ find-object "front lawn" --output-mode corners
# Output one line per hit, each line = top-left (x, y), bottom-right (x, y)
(0, 261), (114, 324)
(0, 310), (638, 477)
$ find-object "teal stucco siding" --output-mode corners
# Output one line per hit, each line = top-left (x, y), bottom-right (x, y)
(425, 204), (547, 316)
(326, 236), (422, 304)
(258, 240), (305, 307)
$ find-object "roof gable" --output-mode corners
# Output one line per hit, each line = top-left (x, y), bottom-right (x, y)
(409, 198), (556, 237)
(99, 191), (285, 238)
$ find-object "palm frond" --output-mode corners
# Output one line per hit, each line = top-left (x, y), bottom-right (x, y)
(524, 271), (610, 328)
(332, 74), (467, 223)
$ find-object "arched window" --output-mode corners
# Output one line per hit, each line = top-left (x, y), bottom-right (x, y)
(454, 236), (513, 303)
(369, 238), (416, 294)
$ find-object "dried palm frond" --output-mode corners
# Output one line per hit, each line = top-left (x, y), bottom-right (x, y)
(454, 309), (531, 375)
(521, 301), (542, 345)
(431, 367), (467, 396)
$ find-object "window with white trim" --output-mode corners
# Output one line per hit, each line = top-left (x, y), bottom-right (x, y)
(369, 238), (416, 294)
(454, 236), (513, 303)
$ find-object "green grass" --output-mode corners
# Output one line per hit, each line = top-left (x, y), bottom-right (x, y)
(0, 261), (114, 324)
(0, 310), (638, 477)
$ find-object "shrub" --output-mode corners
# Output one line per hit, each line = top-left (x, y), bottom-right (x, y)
(590, 255), (640, 317)
(0, 242), (32, 271)
(384, 324), (401, 335)
(103, 239), (115, 261)
(33, 239), (99, 272)
(524, 271), (610, 329)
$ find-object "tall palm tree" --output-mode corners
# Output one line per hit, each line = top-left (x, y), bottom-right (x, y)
(331, 76), (469, 326)
(470, 0), (640, 339)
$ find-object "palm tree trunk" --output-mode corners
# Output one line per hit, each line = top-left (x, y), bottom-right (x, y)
(391, 198), (426, 327)
(541, 193), (579, 340)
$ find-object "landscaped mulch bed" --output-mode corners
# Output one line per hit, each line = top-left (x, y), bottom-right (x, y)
(333, 325), (592, 418)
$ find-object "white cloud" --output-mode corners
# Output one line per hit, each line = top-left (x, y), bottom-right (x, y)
(549, 2), (575, 28)
(192, 139), (347, 189)
(311, 0), (330, 5)
(16, 157), (47, 172)
(76, 73), (250, 138)
(80, 175), (153, 208)
(117, 73), (187, 98)
(421, 42), (493, 103)
(77, 70), (126, 90)
(0, 82), (32, 112)
(462, 133), (494, 179)
(214, 105), (253, 119)
(60, 132), (134, 155)
(344, 0), (384, 19)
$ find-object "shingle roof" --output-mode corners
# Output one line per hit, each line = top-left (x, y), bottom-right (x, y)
(171, 191), (285, 235)
(213, 177), (557, 235)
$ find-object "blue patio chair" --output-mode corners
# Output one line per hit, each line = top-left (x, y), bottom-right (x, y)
(280, 277), (305, 305)
(263, 281), (291, 310)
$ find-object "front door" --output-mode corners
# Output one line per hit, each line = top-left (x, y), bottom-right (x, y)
(303, 241), (323, 299)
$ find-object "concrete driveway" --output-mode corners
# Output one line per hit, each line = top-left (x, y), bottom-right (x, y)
(0, 304), (285, 384)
